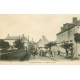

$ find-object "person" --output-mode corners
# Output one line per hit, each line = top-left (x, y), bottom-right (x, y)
(69, 44), (74, 59)
(45, 49), (48, 57)
(20, 47), (30, 61)
(25, 47), (28, 52)
(49, 49), (52, 57)
(33, 49), (38, 58)
(66, 48), (68, 56)
(57, 50), (60, 55)
(46, 48), (50, 57)
(51, 49), (56, 57)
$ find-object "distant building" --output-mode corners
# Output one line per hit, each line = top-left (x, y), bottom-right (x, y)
(37, 35), (49, 50)
(56, 17), (80, 57)
(51, 41), (57, 50)
(4, 34), (29, 49)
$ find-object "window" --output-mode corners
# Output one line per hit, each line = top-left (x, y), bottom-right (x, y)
(70, 40), (72, 42)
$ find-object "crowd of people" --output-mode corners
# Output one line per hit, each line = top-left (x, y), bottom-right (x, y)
(24, 44), (74, 61)
(38, 48), (56, 58)
(65, 44), (74, 59)
(38, 44), (74, 59)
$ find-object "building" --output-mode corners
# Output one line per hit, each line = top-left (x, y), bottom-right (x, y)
(4, 34), (29, 50)
(37, 35), (49, 51)
(56, 17), (80, 57)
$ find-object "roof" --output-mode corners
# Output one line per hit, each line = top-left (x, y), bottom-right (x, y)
(5, 35), (28, 41)
(38, 35), (49, 47)
(57, 23), (76, 35)
(57, 18), (80, 35)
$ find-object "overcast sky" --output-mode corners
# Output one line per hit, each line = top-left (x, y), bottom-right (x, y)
(0, 14), (80, 42)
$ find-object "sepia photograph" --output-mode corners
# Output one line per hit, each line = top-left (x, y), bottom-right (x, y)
(0, 14), (80, 64)
(1, 0), (80, 80)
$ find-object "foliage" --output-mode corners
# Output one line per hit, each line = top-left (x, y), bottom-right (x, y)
(28, 42), (37, 55)
(28, 42), (35, 50)
(61, 42), (73, 49)
(14, 39), (24, 49)
(45, 42), (56, 49)
(74, 33), (80, 43)
(0, 39), (10, 52)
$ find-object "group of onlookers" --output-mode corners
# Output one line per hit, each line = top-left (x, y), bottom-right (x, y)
(38, 48), (56, 57)
(24, 44), (74, 60)
(38, 44), (74, 59)
(65, 45), (74, 59)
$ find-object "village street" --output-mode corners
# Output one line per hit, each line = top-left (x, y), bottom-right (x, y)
(28, 54), (76, 61)
(0, 17), (80, 63)
(1, 49), (80, 62)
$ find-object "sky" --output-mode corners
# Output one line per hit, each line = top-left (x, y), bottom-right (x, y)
(0, 14), (80, 42)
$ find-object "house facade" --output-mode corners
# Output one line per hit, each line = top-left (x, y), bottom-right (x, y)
(56, 17), (80, 57)
(4, 34), (29, 50)
(37, 35), (49, 51)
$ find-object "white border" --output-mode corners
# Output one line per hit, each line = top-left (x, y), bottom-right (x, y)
(0, 0), (80, 14)
(0, 0), (80, 80)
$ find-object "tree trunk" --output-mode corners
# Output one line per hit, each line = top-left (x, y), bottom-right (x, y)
(75, 42), (78, 58)
(66, 49), (68, 57)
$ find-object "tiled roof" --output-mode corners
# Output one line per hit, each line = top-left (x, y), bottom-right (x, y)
(57, 23), (76, 35)
(57, 18), (80, 35)
(38, 35), (49, 47)
(5, 36), (28, 41)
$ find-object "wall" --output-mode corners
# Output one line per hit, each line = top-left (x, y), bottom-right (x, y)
(57, 27), (76, 56)
(5, 40), (28, 49)
(75, 26), (80, 56)
(5, 40), (15, 46)
(57, 27), (76, 44)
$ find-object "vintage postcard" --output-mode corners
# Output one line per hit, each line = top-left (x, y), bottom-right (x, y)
(0, 14), (80, 64)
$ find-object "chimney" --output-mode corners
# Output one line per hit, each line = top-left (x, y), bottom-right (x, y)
(42, 35), (45, 39)
(32, 38), (34, 42)
(19, 35), (20, 39)
(63, 23), (69, 29)
(63, 24), (66, 27)
(61, 27), (63, 32)
(73, 17), (77, 23)
(28, 35), (29, 41)
(8, 34), (9, 37)
(22, 34), (24, 37)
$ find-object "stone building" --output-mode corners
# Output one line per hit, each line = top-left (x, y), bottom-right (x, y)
(37, 35), (49, 51)
(4, 34), (29, 50)
(56, 17), (80, 57)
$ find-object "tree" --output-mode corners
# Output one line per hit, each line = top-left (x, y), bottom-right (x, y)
(14, 39), (24, 49)
(61, 42), (73, 49)
(45, 42), (56, 50)
(61, 42), (73, 57)
(74, 33), (80, 43)
(74, 33), (80, 58)
(28, 42), (37, 57)
(0, 39), (10, 52)
(0, 39), (4, 48)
